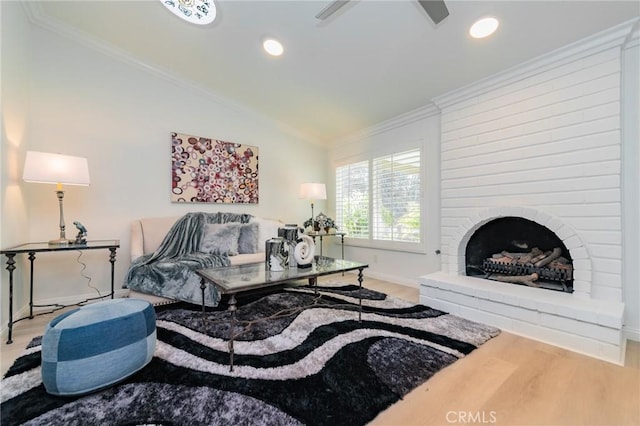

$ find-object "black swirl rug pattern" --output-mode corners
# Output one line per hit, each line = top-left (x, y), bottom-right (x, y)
(1, 285), (500, 425)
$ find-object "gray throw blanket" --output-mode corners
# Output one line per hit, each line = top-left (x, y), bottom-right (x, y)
(124, 212), (252, 306)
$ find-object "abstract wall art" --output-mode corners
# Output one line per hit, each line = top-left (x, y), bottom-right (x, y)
(171, 132), (259, 203)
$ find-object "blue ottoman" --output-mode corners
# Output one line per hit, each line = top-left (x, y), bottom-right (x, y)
(41, 298), (156, 396)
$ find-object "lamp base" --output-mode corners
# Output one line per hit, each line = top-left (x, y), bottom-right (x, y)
(48, 238), (72, 246)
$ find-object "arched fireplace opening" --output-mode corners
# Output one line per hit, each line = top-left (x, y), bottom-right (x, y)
(465, 217), (573, 293)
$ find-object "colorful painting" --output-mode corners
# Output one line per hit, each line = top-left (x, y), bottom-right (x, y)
(171, 132), (259, 203)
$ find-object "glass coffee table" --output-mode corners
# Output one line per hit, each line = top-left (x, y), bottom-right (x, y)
(196, 256), (368, 371)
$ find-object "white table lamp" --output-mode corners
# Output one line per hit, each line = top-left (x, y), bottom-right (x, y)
(23, 151), (90, 245)
(299, 183), (327, 226)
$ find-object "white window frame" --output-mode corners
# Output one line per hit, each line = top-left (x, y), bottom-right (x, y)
(335, 147), (426, 254)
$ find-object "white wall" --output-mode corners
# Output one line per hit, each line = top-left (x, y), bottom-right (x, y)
(327, 106), (442, 286)
(2, 15), (327, 315)
(1, 2), (32, 329)
(621, 26), (640, 339)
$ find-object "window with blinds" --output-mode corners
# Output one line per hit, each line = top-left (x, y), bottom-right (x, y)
(372, 149), (421, 243)
(336, 160), (369, 238)
(336, 148), (421, 246)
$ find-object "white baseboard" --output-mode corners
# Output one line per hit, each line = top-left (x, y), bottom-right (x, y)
(318, 269), (418, 288)
(624, 326), (640, 342)
(30, 289), (131, 309)
(356, 270), (419, 288)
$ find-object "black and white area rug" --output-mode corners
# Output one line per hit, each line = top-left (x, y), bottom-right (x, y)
(1, 285), (500, 426)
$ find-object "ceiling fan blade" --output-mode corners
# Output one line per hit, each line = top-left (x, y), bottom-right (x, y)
(316, 0), (350, 20)
(418, 0), (449, 24)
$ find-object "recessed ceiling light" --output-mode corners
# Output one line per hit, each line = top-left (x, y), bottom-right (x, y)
(160, 0), (216, 26)
(469, 17), (499, 39)
(263, 38), (284, 57)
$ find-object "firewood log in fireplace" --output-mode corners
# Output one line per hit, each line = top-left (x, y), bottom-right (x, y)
(490, 247), (544, 265)
(530, 251), (549, 264)
(534, 247), (562, 268)
(516, 247), (543, 264)
(490, 273), (540, 287)
(482, 246), (573, 287)
(488, 247), (564, 268)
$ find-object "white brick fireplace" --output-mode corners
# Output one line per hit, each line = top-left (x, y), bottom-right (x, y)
(420, 21), (637, 364)
(422, 206), (625, 364)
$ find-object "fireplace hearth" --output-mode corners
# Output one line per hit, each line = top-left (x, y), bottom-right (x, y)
(420, 205), (625, 364)
(465, 217), (573, 293)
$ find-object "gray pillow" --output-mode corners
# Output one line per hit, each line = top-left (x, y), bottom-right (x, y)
(201, 223), (241, 256)
(238, 222), (260, 254)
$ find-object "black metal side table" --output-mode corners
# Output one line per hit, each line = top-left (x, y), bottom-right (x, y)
(1, 239), (120, 344)
(306, 231), (346, 259)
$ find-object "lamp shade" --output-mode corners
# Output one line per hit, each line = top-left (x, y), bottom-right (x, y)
(23, 151), (90, 186)
(299, 183), (327, 200)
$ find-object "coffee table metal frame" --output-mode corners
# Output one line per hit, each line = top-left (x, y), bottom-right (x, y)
(196, 256), (368, 371)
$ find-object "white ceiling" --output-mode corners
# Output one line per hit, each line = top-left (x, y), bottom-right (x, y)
(32, 1), (640, 144)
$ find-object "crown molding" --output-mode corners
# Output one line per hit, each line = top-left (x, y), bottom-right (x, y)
(21, 2), (318, 146)
(623, 18), (640, 49)
(433, 17), (640, 110)
(21, 1), (43, 23)
(330, 102), (440, 147)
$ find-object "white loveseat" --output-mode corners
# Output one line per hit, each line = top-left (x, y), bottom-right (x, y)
(127, 214), (283, 305)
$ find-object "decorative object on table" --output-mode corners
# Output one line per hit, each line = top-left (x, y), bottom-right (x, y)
(315, 212), (328, 233)
(323, 216), (337, 232)
(304, 212), (337, 234)
(160, 0), (217, 26)
(294, 234), (315, 268)
(171, 132), (258, 204)
(1, 285), (500, 425)
(299, 182), (326, 228)
(73, 221), (88, 245)
(302, 217), (314, 232)
(265, 237), (288, 271)
(278, 224), (304, 268)
(22, 151), (91, 246)
(41, 298), (156, 396)
(277, 224), (300, 243)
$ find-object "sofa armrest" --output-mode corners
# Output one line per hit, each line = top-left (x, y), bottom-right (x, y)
(130, 220), (144, 263)
(130, 216), (181, 262)
(229, 253), (265, 265)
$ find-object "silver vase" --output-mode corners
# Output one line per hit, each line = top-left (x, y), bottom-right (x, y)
(265, 237), (289, 271)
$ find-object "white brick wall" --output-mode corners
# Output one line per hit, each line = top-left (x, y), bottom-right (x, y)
(435, 43), (624, 303)
(421, 21), (637, 364)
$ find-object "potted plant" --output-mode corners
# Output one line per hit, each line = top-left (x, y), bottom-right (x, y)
(323, 217), (337, 233)
(303, 214), (337, 233)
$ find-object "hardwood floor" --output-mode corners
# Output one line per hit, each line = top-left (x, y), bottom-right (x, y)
(2, 276), (639, 425)
(366, 277), (640, 426)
